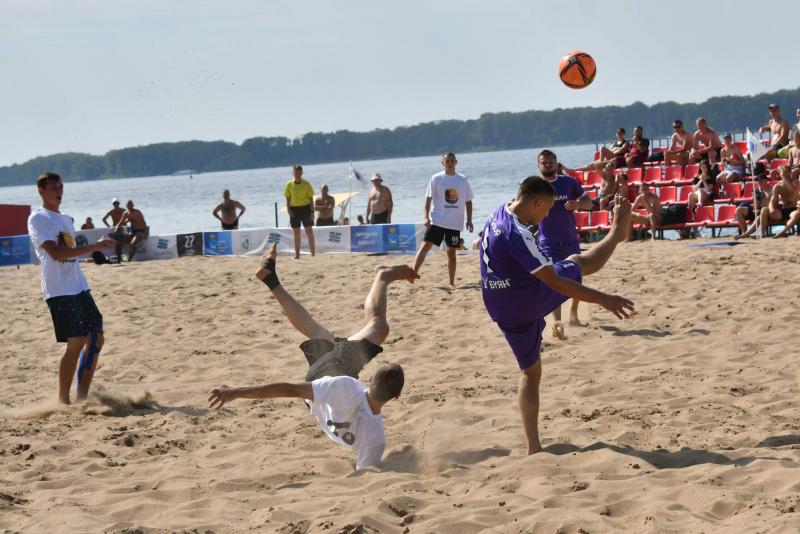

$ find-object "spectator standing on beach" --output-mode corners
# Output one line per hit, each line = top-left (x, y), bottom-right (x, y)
(689, 117), (722, 164)
(412, 152), (474, 286)
(625, 126), (650, 169)
(760, 104), (790, 162)
(366, 174), (393, 224)
(664, 120), (695, 166)
(102, 198), (126, 261)
(114, 200), (148, 262)
(80, 217), (95, 230)
(212, 189), (246, 230)
(314, 185), (336, 226)
(717, 134), (747, 184)
(284, 164), (316, 259)
(536, 150), (594, 339)
(27, 173), (115, 405)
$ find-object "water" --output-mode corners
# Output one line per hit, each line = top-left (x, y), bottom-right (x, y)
(0, 144), (596, 240)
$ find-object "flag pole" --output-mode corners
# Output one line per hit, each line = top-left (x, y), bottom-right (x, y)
(348, 161), (353, 226)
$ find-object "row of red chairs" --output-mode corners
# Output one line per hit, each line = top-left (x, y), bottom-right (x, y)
(584, 181), (777, 206)
(574, 206), (741, 237)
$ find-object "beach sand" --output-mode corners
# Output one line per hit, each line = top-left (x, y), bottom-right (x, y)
(1, 239), (799, 533)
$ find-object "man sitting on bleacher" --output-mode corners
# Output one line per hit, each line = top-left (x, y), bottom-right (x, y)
(664, 120), (695, 167)
(630, 182), (661, 242)
(739, 167), (800, 238)
(734, 174), (770, 236)
(759, 104), (790, 162)
(689, 118), (723, 165)
(786, 130), (800, 180)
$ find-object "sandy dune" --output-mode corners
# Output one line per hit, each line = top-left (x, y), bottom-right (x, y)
(2, 238), (799, 533)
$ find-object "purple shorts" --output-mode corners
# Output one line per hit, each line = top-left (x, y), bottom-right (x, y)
(540, 241), (581, 262)
(498, 260), (582, 369)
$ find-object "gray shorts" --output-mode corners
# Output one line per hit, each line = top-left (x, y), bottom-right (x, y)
(301, 338), (384, 381)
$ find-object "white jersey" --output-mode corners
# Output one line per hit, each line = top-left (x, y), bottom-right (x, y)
(27, 208), (90, 300)
(310, 376), (385, 470)
(426, 171), (474, 231)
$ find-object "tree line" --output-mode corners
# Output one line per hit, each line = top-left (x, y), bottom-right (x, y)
(2, 87), (797, 187)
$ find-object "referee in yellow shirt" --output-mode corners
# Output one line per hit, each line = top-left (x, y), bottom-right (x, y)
(284, 164), (316, 258)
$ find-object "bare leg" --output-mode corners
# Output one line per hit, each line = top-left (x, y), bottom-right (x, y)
(568, 196), (631, 277)
(59, 336), (86, 404)
(774, 210), (800, 238)
(256, 244), (333, 341)
(348, 265), (419, 345)
(446, 247), (457, 286)
(568, 298), (583, 326)
(305, 226), (315, 256)
(519, 360), (542, 454)
(128, 236), (140, 261)
(76, 332), (104, 401)
(412, 240), (434, 274)
(292, 227), (301, 259)
(550, 307), (565, 340)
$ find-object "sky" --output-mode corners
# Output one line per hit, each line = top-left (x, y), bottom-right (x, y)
(0, 0), (797, 166)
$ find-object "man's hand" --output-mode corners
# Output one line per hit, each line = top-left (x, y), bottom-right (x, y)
(466, 220), (474, 232)
(209, 385), (239, 409)
(564, 200), (579, 211)
(423, 216), (431, 227)
(599, 294), (635, 320)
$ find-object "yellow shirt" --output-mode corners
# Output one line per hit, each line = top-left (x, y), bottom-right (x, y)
(284, 179), (314, 207)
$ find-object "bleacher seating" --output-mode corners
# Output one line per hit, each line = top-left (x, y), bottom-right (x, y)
(707, 205), (739, 237)
(658, 186), (677, 204)
(715, 183), (742, 204)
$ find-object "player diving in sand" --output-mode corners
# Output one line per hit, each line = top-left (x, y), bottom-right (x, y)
(480, 177), (635, 454)
(209, 244), (418, 470)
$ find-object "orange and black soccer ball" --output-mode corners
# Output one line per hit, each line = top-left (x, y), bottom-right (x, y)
(558, 51), (596, 89)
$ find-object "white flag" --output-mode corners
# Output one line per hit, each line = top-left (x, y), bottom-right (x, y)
(746, 128), (768, 163)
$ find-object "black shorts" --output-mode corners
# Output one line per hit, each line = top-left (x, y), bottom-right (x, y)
(370, 211), (389, 224)
(301, 338), (384, 381)
(46, 290), (103, 343)
(781, 207), (796, 220)
(423, 225), (461, 248)
(289, 204), (314, 228)
(316, 217), (335, 227)
(737, 202), (755, 222)
(221, 221), (238, 230)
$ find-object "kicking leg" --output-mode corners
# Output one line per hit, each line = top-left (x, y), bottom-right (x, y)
(255, 243), (334, 341)
(412, 240), (434, 274)
(348, 265), (419, 345)
(568, 195), (632, 277)
(518, 360), (542, 454)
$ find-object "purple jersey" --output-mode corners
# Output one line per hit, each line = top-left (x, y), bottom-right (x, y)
(480, 204), (554, 328)
(537, 174), (584, 247)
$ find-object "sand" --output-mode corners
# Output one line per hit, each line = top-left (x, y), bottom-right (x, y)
(1, 238), (799, 533)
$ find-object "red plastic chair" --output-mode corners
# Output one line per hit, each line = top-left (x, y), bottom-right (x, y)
(715, 183), (742, 204)
(632, 209), (651, 230)
(684, 163), (700, 179)
(707, 205), (739, 237)
(584, 171), (603, 189)
(574, 211), (591, 233)
(625, 168), (644, 184)
(643, 167), (662, 184)
(567, 170), (584, 183)
(677, 186), (692, 204)
(627, 187), (638, 203)
(658, 186), (677, 204)
(589, 210), (610, 230)
(735, 182), (756, 203)
(686, 206), (715, 228)
(770, 159), (788, 170)
(586, 189), (598, 199)
(663, 166), (684, 184)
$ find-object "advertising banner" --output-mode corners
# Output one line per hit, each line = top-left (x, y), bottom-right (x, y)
(232, 229), (270, 256)
(350, 224), (418, 253)
(203, 231), (234, 256)
(0, 235), (32, 266)
(313, 226), (351, 254)
(135, 234), (178, 261)
(177, 232), (203, 257)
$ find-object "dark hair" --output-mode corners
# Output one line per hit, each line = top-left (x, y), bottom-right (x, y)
(371, 364), (404, 403)
(537, 149), (557, 161)
(442, 152), (456, 159)
(617, 127), (626, 134)
(673, 120), (683, 127)
(293, 164), (303, 171)
(635, 125), (643, 130)
(37, 172), (61, 189)
(517, 176), (556, 201)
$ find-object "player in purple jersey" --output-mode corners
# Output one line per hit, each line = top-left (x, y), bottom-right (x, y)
(480, 176), (634, 455)
(537, 150), (594, 339)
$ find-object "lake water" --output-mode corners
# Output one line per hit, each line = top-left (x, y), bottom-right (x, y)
(0, 144), (597, 239)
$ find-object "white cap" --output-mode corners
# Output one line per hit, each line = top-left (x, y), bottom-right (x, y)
(371, 173), (382, 182)
(112, 197), (120, 204)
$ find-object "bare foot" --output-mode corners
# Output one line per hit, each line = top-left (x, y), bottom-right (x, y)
(527, 440), (542, 455)
(551, 321), (566, 340)
(569, 316), (585, 327)
(610, 195), (632, 242)
(377, 264), (420, 284)
(773, 233), (788, 239)
(255, 243), (278, 281)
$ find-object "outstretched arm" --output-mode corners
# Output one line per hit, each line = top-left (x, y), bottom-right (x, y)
(208, 382), (313, 409)
(41, 237), (115, 261)
(533, 265), (634, 319)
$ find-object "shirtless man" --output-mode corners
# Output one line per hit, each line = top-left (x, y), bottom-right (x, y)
(740, 167), (800, 238)
(80, 217), (95, 230)
(717, 133), (747, 184)
(212, 189), (246, 230)
(102, 198), (127, 262)
(314, 184), (336, 226)
(689, 117), (722, 164)
(366, 174), (393, 224)
(114, 200), (148, 262)
(664, 120), (695, 166)
(209, 244), (418, 470)
(576, 128), (629, 171)
(595, 163), (627, 210)
(786, 130), (800, 180)
(631, 182), (661, 240)
(759, 104), (790, 162)
(734, 174), (770, 235)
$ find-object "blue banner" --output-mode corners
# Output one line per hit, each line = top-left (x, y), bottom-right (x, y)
(203, 231), (233, 256)
(0, 235), (32, 266)
(350, 224), (416, 253)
